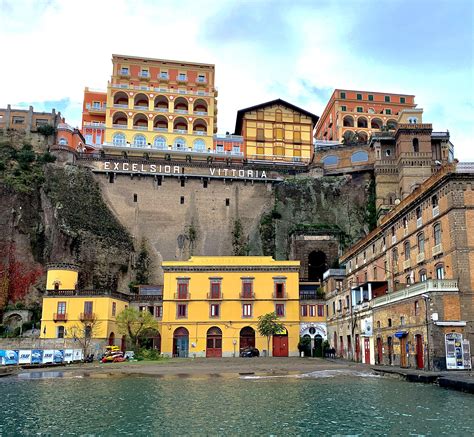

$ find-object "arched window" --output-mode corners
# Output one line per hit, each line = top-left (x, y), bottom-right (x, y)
(322, 155), (338, 166)
(133, 135), (147, 147)
(433, 223), (441, 246)
(435, 263), (445, 279)
(419, 270), (427, 282)
(153, 136), (166, 149)
(351, 151), (369, 163)
(174, 137), (186, 150)
(193, 139), (205, 152)
(413, 138), (419, 153)
(58, 137), (68, 146)
(404, 241), (410, 260)
(408, 117), (418, 124)
(417, 232), (425, 254)
(113, 132), (126, 146)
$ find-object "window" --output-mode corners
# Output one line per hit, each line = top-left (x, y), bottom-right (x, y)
(341, 105), (347, 111)
(197, 74), (206, 83)
(351, 151), (369, 163)
(203, 180), (208, 188)
(385, 109), (392, 115)
(356, 107), (363, 113)
(180, 178), (185, 187)
(85, 134), (93, 145)
(432, 195), (438, 208)
(408, 117), (418, 124)
(120, 67), (129, 75)
(413, 138), (419, 153)
(368, 94), (374, 101)
(275, 303), (285, 317)
(216, 144), (224, 153)
(388, 318), (392, 327)
(178, 73), (187, 81)
(275, 282), (285, 298)
(275, 109), (282, 122)
(345, 295), (350, 308)
(340, 91), (346, 99)
(373, 266), (377, 280)
(174, 137), (186, 149)
(400, 97), (406, 104)
(113, 133), (126, 146)
(400, 316), (405, 326)
(210, 304), (220, 317)
(243, 303), (252, 317)
(180, 196), (184, 204)
(309, 305), (316, 317)
(403, 216), (408, 230)
(225, 198), (230, 206)
(414, 300), (420, 316)
(404, 241), (410, 260)
(13, 116), (25, 124)
(59, 137), (68, 146)
(384, 96), (390, 102)
(154, 136), (166, 149)
(420, 270), (427, 282)
(322, 155), (338, 166)
(301, 305), (308, 317)
(178, 282), (188, 299)
(133, 135), (146, 147)
(332, 301), (336, 315)
(155, 306), (162, 318)
(232, 145), (240, 155)
(210, 281), (221, 299)
(242, 281), (253, 298)
(317, 304), (324, 317)
(57, 302), (66, 315)
(57, 326), (65, 339)
(133, 193), (137, 202)
(194, 139), (206, 152)
(356, 93), (362, 100)
(433, 223), (441, 246)
(418, 233), (425, 254)
(160, 71), (168, 79)
(406, 275), (411, 285)
(112, 302), (116, 316)
(436, 264), (445, 279)
(177, 304), (187, 318)
(392, 248), (398, 264)
(84, 301), (93, 315)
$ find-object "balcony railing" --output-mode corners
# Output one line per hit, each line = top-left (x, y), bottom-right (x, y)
(417, 252), (425, 264)
(273, 292), (288, 300)
(110, 83), (213, 97)
(45, 289), (130, 301)
(174, 129), (187, 134)
(154, 127), (168, 132)
(207, 292), (223, 300)
(129, 294), (163, 302)
(194, 131), (206, 136)
(113, 124), (128, 129)
(403, 259), (411, 270)
(80, 312), (96, 321)
(432, 244), (443, 257)
(113, 104), (129, 108)
(53, 313), (68, 322)
(175, 109), (188, 114)
(239, 292), (255, 299)
(194, 111), (208, 116)
(174, 292), (191, 300)
(155, 107), (168, 112)
(134, 125), (148, 131)
(134, 105), (149, 110)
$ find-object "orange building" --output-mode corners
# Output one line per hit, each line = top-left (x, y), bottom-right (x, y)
(315, 90), (416, 144)
(81, 88), (107, 147)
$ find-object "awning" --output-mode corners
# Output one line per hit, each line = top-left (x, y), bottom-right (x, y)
(394, 331), (408, 338)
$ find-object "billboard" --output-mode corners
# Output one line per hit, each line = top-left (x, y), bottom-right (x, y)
(0, 350), (19, 365)
(64, 349), (74, 363)
(42, 350), (54, 364)
(53, 350), (64, 364)
(73, 349), (83, 362)
(31, 349), (43, 365)
(18, 350), (32, 365)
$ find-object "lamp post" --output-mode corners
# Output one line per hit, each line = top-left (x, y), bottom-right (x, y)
(422, 294), (431, 371)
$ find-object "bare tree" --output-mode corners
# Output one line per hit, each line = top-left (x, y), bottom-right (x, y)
(67, 315), (102, 359)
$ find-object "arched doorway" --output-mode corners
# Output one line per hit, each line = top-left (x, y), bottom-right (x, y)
(108, 332), (115, 346)
(140, 329), (161, 351)
(206, 327), (222, 358)
(308, 251), (327, 282)
(240, 326), (255, 352)
(272, 328), (288, 357)
(415, 334), (424, 369)
(301, 334), (312, 357)
(173, 327), (189, 358)
(314, 334), (323, 357)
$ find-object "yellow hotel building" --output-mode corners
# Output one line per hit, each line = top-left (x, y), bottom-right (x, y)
(234, 99), (319, 164)
(160, 256), (301, 357)
(40, 264), (129, 345)
(104, 54), (217, 153)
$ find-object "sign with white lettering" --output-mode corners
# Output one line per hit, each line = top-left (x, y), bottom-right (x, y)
(18, 350), (32, 365)
(101, 161), (269, 180)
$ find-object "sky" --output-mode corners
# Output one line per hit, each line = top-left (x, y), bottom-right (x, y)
(0, 0), (472, 161)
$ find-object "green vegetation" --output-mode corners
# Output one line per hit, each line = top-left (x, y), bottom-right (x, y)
(116, 307), (159, 352)
(259, 208), (281, 257)
(36, 124), (56, 137)
(257, 312), (284, 356)
(134, 239), (151, 285)
(232, 218), (248, 255)
(186, 221), (197, 255)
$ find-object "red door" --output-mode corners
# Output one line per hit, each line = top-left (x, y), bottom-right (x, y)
(364, 338), (371, 364)
(416, 334), (424, 369)
(206, 327), (222, 358)
(272, 334), (288, 357)
(376, 337), (383, 364)
(355, 334), (360, 361)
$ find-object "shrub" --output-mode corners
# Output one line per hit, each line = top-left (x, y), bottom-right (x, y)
(37, 124), (56, 136)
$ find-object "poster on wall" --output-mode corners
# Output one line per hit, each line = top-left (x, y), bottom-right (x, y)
(462, 340), (472, 370)
(0, 350), (19, 365)
(53, 350), (64, 364)
(445, 333), (465, 370)
(73, 349), (83, 362)
(42, 350), (54, 364)
(64, 349), (74, 363)
(18, 350), (32, 365)
(31, 350), (43, 365)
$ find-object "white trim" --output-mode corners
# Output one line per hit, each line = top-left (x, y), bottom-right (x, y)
(434, 321), (466, 327)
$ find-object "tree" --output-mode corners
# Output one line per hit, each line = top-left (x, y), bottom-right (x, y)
(257, 312), (284, 357)
(67, 315), (102, 359)
(134, 239), (151, 285)
(116, 307), (159, 351)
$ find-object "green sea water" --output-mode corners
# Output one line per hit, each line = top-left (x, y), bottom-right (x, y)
(0, 369), (473, 436)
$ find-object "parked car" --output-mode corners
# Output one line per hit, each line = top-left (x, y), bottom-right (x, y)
(240, 347), (260, 358)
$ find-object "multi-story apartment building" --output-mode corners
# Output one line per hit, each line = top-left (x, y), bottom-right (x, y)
(40, 264), (129, 345)
(0, 105), (61, 133)
(299, 282), (327, 354)
(331, 162), (474, 370)
(315, 89), (416, 143)
(160, 256), (300, 357)
(82, 87), (107, 147)
(234, 99), (318, 164)
(82, 54), (218, 158)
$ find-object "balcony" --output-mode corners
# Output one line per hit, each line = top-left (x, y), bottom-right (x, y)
(174, 292), (191, 300)
(53, 313), (68, 322)
(432, 244), (443, 257)
(174, 129), (187, 134)
(207, 292), (223, 300)
(80, 312), (96, 321)
(403, 259), (411, 270)
(177, 76), (188, 84)
(240, 292), (255, 300)
(119, 70), (130, 78)
(134, 105), (149, 111)
(88, 106), (106, 114)
(175, 109), (188, 114)
(113, 123), (128, 129)
(154, 127), (168, 132)
(194, 111), (208, 116)
(134, 125), (148, 131)
(272, 292), (288, 300)
(139, 72), (150, 81)
(194, 131), (206, 136)
(158, 74), (169, 82)
(417, 252), (425, 264)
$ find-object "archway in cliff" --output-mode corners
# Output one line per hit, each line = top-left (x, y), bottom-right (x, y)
(308, 251), (327, 282)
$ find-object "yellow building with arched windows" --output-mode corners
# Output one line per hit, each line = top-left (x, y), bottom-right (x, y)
(103, 54), (217, 154)
(160, 256), (301, 358)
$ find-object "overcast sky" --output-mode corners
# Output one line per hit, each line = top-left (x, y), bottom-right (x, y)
(1, 0), (472, 161)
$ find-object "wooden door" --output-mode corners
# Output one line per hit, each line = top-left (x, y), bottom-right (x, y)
(416, 334), (424, 369)
(376, 337), (383, 364)
(206, 327), (222, 358)
(272, 335), (289, 357)
(355, 334), (360, 361)
(364, 338), (370, 364)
